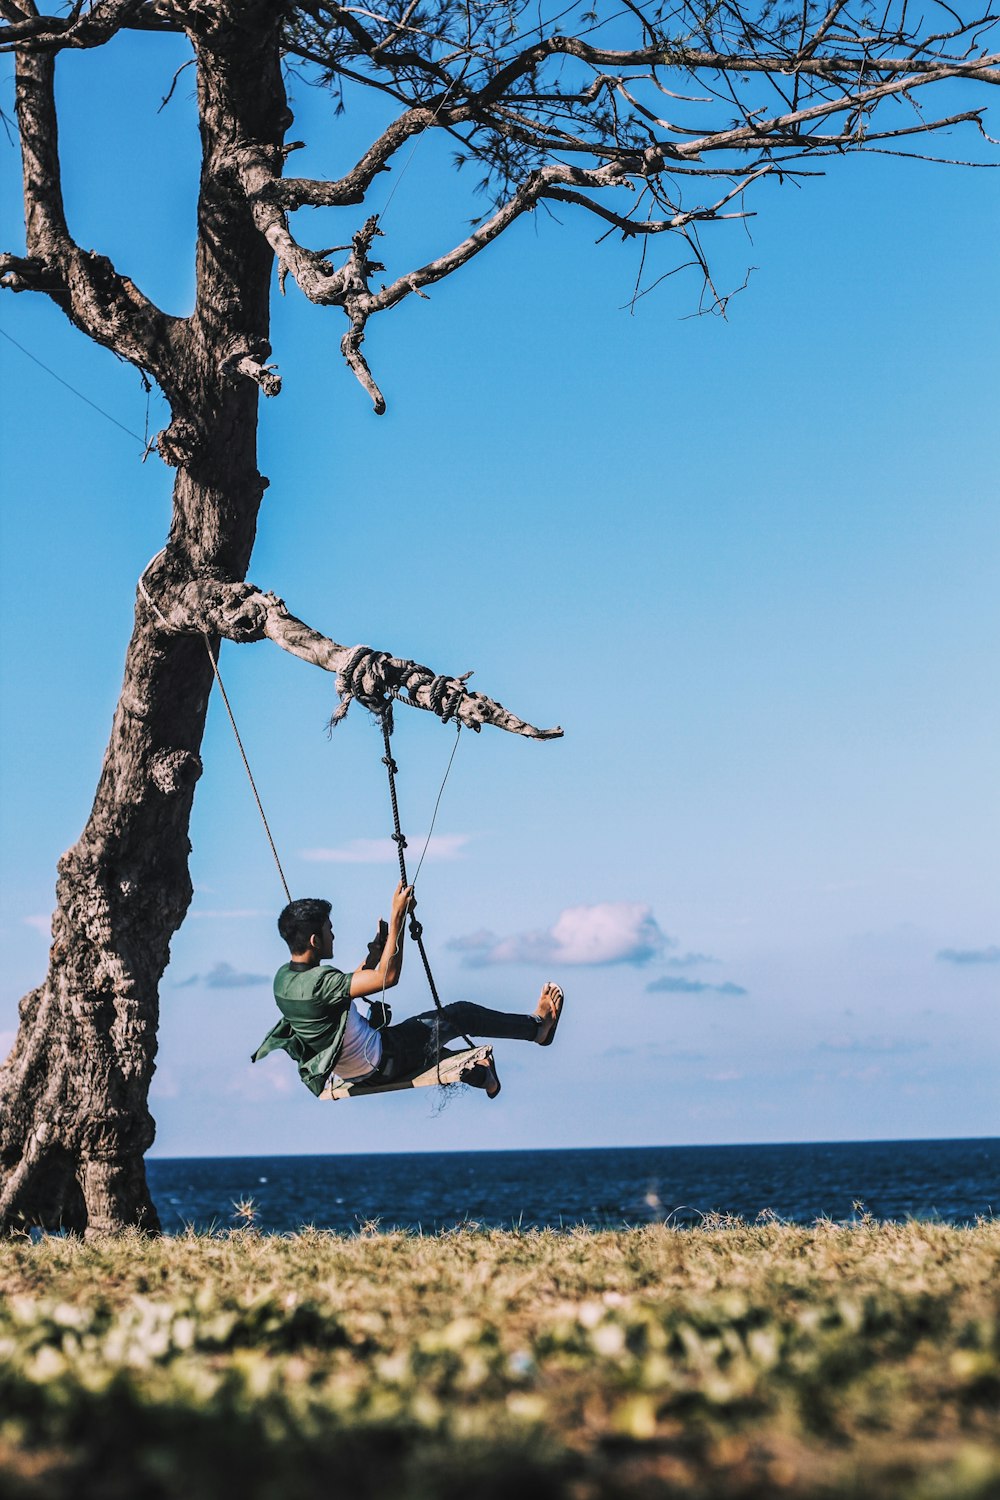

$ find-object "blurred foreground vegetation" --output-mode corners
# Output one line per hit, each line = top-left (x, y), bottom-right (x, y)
(1, 1217), (998, 1499)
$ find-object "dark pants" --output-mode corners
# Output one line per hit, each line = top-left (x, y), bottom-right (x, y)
(376, 1001), (538, 1081)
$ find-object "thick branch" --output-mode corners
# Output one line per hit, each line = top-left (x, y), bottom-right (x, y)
(247, 106), (444, 209)
(8, 45), (182, 390)
(361, 160), (633, 316)
(139, 569), (563, 739)
(681, 62), (998, 158)
(463, 36), (1000, 100)
(0, 0), (151, 53)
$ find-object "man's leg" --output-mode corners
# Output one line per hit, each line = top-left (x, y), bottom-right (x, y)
(377, 985), (563, 1079)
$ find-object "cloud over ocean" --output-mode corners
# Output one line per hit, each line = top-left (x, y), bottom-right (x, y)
(449, 903), (668, 967)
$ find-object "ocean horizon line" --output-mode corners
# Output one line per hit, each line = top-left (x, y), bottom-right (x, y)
(147, 1132), (999, 1163)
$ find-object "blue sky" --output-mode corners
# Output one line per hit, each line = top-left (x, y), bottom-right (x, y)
(1, 28), (997, 1159)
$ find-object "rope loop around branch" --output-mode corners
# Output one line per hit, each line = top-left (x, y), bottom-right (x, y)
(329, 643), (395, 729)
(328, 644), (476, 732)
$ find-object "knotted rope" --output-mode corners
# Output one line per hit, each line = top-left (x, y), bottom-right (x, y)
(329, 645), (474, 734)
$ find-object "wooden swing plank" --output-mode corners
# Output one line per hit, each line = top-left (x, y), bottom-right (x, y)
(320, 1044), (494, 1101)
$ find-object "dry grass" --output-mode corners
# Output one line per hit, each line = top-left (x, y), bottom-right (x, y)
(1, 1218), (998, 1498)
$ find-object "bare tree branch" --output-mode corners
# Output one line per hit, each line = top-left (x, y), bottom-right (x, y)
(545, 165), (772, 233)
(220, 337), (283, 397)
(430, 34), (1000, 108)
(139, 567), (563, 739)
(0, 0), (156, 53)
(681, 60), (998, 156)
(257, 0), (1000, 406)
(236, 103), (451, 214)
(4, 46), (183, 393)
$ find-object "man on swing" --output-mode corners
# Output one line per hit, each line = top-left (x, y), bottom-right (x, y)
(252, 882), (564, 1099)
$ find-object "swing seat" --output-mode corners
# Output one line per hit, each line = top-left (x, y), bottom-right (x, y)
(320, 1045), (494, 1101)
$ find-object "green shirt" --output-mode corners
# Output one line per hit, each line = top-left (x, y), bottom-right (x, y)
(251, 963), (354, 1097)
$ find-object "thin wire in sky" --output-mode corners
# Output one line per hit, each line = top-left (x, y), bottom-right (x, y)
(0, 323), (147, 449)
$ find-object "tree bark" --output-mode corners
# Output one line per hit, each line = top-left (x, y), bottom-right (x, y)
(0, 6), (290, 1236)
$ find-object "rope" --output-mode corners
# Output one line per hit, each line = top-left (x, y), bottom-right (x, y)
(376, 68), (469, 228)
(330, 644), (474, 730)
(0, 323), (149, 450)
(379, 714), (472, 1048)
(412, 724), (461, 886)
(137, 549), (292, 905)
(201, 637), (292, 906)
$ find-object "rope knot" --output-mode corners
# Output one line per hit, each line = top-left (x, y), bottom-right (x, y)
(423, 669), (474, 723)
(329, 647), (477, 731)
(328, 644), (395, 731)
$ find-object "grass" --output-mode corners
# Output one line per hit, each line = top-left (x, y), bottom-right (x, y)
(0, 1217), (998, 1498)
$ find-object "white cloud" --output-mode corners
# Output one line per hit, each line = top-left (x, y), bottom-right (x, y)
(301, 834), (470, 864)
(22, 915), (51, 936)
(449, 902), (668, 967)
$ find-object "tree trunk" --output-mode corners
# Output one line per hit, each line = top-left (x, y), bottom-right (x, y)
(0, 8), (290, 1236)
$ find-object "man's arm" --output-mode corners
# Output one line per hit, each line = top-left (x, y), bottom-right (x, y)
(349, 882), (413, 999)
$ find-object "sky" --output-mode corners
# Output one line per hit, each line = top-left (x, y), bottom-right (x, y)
(0, 21), (998, 1161)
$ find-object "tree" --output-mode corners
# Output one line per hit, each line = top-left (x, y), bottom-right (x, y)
(0, 0), (996, 1236)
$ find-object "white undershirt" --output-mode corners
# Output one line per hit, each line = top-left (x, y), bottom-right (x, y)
(332, 1000), (384, 1081)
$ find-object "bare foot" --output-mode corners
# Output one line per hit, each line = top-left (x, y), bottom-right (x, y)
(534, 981), (564, 1046)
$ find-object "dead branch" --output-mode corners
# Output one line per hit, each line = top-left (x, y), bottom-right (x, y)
(454, 36), (1000, 101)
(221, 338), (283, 397)
(235, 108), (432, 215)
(138, 566), (563, 739)
(7, 47), (182, 391)
(267, 2), (1000, 407)
(0, 0), (152, 53)
(683, 61), (998, 156)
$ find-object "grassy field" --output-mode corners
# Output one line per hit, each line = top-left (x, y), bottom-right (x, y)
(0, 1217), (998, 1499)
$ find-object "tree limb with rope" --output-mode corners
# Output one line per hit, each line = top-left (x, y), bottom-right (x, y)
(139, 562), (562, 739)
(1, 0), (997, 1234)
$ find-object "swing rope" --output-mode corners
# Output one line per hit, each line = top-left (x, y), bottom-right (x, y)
(201, 636), (292, 905)
(379, 713), (472, 1046)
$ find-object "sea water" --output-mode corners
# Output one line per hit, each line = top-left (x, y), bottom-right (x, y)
(147, 1137), (998, 1235)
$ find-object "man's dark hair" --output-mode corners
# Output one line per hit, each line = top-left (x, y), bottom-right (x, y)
(277, 898), (332, 953)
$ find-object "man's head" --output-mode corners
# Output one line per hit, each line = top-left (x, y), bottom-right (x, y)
(278, 898), (333, 959)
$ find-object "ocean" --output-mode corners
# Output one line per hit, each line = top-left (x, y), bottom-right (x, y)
(147, 1136), (998, 1235)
